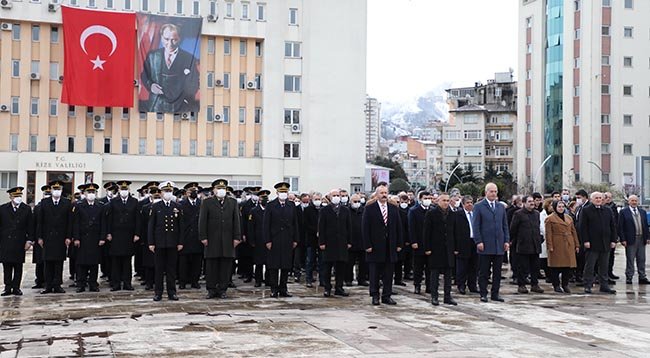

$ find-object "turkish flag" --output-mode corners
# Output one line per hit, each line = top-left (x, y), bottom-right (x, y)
(61, 6), (136, 107)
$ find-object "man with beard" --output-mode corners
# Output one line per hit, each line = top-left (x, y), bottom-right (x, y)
(178, 182), (203, 289)
(71, 184), (104, 293)
(199, 179), (241, 299)
(264, 182), (300, 298)
(0, 187), (33, 296)
(318, 189), (352, 297)
(248, 190), (271, 287)
(104, 181), (140, 291)
(36, 181), (72, 294)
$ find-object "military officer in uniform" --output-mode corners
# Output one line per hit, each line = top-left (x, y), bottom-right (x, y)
(0, 187), (33, 296)
(248, 189), (270, 287)
(31, 185), (50, 289)
(148, 181), (184, 301)
(135, 182), (158, 281)
(36, 180), (72, 294)
(68, 184), (87, 286)
(238, 187), (259, 283)
(104, 180), (140, 291)
(71, 184), (104, 292)
(99, 182), (118, 280)
(263, 182), (300, 298)
(179, 182), (203, 289)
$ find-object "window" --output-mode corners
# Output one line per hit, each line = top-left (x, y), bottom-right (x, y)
(88, 0), (96, 7)
(527, 44), (533, 53)
(223, 107), (230, 123)
(121, 138), (128, 154)
(602, 0), (611, 6)
(284, 75), (301, 92)
(30, 136), (37, 151)
(463, 130), (482, 140)
(49, 99), (58, 116)
(289, 8), (298, 25)
(0, 173), (18, 189)
(623, 85), (633, 96)
(142, 0), (149, 11)
(255, 41), (262, 57)
(445, 130), (461, 140)
(602, 55), (610, 65)
(284, 143), (300, 158)
(623, 144), (633, 155)
(10, 97), (19, 115)
(176, 0), (183, 14)
(254, 73), (262, 90)
(209, 0), (216, 15)
(206, 140), (214, 156)
(254, 107), (262, 124)
(206, 105), (214, 122)
(104, 138), (111, 153)
(12, 24), (20, 41)
(624, 56), (633, 67)
(222, 140), (230, 156)
(192, 0), (199, 15)
(573, 145), (580, 155)
(463, 114), (478, 124)
(49, 62), (59, 80)
(285, 42), (301, 58)
(159, 0), (166, 13)
(207, 72), (215, 88)
(121, 107), (129, 119)
(526, 148), (532, 157)
(239, 107), (246, 123)
(241, 2), (249, 19)
(601, 114), (610, 124)
(11, 60), (19, 77)
(240, 40), (247, 56)
(10, 135), (18, 152)
(526, 17), (532, 28)
(106, 0), (114, 8)
(444, 147), (460, 156)
(238, 141), (245, 157)
(226, 1), (233, 17)
(139, 139), (146, 154)
(86, 137), (93, 153)
(207, 39), (215, 54)
(223, 73), (230, 88)
(463, 147), (482, 156)
(68, 105), (76, 117)
(574, 0), (580, 11)
(284, 177), (299, 191)
(156, 112), (163, 121)
(254, 141), (260, 157)
(526, 96), (532, 105)
(239, 73), (246, 89)
(602, 26), (610, 36)
(257, 3), (265, 21)
(32, 25), (40, 42)
(30, 98), (39, 116)
(575, 29), (580, 39)
(190, 140), (197, 156)
(156, 139), (163, 155)
(574, 86), (580, 96)
(625, 0), (633, 8)
(31, 60), (40, 75)
(601, 85), (610, 94)
(284, 109), (300, 124)
(574, 115), (580, 125)
(624, 27), (633, 38)
(601, 143), (610, 154)
(51, 27), (59, 43)
(574, 58), (580, 68)
(224, 39), (231, 55)
(125, 0), (132, 10)
(624, 114), (633, 126)
(49, 136), (56, 152)
(139, 112), (146, 120)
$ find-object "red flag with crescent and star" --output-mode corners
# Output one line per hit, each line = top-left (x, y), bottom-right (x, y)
(61, 6), (136, 107)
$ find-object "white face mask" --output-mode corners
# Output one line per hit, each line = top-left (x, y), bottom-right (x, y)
(215, 189), (226, 198)
(144, 193), (151, 199)
(236, 198), (242, 204)
(245, 194), (251, 201)
(576, 198), (583, 205)
(153, 198), (162, 204)
(313, 200), (322, 207)
(351, 202), (361, 209)
(252, 195), (259, 202)
(422, 199), (432, 207)
(294, 201), (301, 206)
(360, 198), (366, 204)
(86, 193), (96, 201)
(331, 196), (341, 205)
(163, 191), (173, 201)
(119, 190), (129, 198)
(341, 196), (349, 204)
(301, 203), (309, 209)
(80, 194), (86, 200)
(562, 194), (570, 202)
(454, 200), (461, 207)
(278, 192), (288, 201)
(52, 190), (62, 198)
(400, 203), (408, 209)
(43, 194), (51, 199)
(107, 191), (114, 199)
(12, 197), (22, 205)
(322, 203), (329, 207)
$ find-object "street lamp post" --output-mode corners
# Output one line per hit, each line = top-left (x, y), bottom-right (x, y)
(587, 160), (606, 184)
(445, 162), (464, 193)
(532, 155), (553, 193)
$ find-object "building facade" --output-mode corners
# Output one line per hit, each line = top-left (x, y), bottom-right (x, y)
(364, 96), (380, 161)
(0, 0), (367, 203)
(518, 0), (650, 194)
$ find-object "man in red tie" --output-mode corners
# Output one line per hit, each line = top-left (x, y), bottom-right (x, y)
(362, 185), (403, 305)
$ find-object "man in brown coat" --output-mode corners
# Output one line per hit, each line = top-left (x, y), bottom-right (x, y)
(199, 179), (241, 299)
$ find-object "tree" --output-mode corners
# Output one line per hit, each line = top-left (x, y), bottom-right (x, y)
(372, 156), (408, 181)
(462, 163), (480, 184)
(389, 178), (410, 194)
(453, 182), (483, 199)
(484, 163), (499, 182)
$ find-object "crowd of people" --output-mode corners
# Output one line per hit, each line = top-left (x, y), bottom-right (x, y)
(0, 180), (648, 306)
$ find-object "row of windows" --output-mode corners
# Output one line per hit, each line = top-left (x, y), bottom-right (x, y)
(601, 25), (635, 38)
(444, 130), (483, 141)
(572, 143), (636, 156)
(601, 0), (635, 9)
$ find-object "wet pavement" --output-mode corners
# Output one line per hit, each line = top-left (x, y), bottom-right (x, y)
(2, 249), (650, 357)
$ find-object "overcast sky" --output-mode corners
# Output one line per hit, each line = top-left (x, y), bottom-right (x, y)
(367, 0), (518, 103)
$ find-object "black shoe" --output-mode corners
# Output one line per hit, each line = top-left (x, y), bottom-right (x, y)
(372, 297), (380, 305)
(561, 286), (571, 294)
(480, 295), (488, 302)
(530, 285), (544, 294)
(279, 292), (292, 297)
(394, 281), (407, 287)
(12, 289), (23, 296)
(584, 287), (592, 294)
(254, 282), (262, 288)
(469, 288), (479, 294)
(639, 278), (650, 285)
(76, 287), (86, 293)
(381, 297), (397, 305)
(431, 297), (439, 306)
(243, 277), (253, 283)
(270, 292), (279, 298)
(1, 290), (11, 296)
(53, 287), (65, 294)
(444, 297), (458, 306)
(457, 287), (466, 295)
(32, 284), (44, 289)
(218, 292), (228, 299)
(626, 278), (633, 284)
(517, 286), (529, 294)
(110, 287), (121, 292)
(323, 290), (332, 297)
(89, 287), (100, 292)
(414, 286), (421, 295)
(191, 283), (201, 289)
(607, 279), (616, 285)
(553, 286), (563, 293)
(609, 273), (620, 280)
(145, 285), (153, 291)
(344, 281), (353, 287)
(123, 285), (134, 291)
(425, 287), (431, 294)
(358, 281), (369, 287)
(68, 283), (77, 288)
(334, 289), (349, 297)
(168, 293), (179, 301)
(599, 288), (616, 294)
(40, 288), (52, 294)
(178, 284), (187, 290)
(306, 282), (314, 288)
(228, 282), (237, 288)
(153, 294), (162, 301)
(491, 296), (504, 302)
(206, 292), (219, 299)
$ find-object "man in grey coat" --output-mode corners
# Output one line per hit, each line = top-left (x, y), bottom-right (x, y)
(199, 179), (241, 299)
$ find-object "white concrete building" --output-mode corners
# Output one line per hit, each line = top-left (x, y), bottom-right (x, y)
(0, 0), (367, 203)
(518, 0), (650, 196)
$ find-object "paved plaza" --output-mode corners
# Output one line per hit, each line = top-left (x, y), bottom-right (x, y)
(2, 249), (650, 357)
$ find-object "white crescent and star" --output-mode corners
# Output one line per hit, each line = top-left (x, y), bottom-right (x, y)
(79, 25), (118, 71)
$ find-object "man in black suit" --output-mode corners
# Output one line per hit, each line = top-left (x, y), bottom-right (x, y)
(318, 189), (352, 297)
(580, 191), (617, 294)
(71, 183), (104, 293)
(362, 185), (403, 305)
(140, 23), (200, 113)
(0, 187), (33, 296)
(178, 182), (203, 289)
(346, 194), (368, 286)
(36, 181), (72, 294)
(248, 190), (271, 287)
(408, 191), (432, 294)
(455, 195), (479, 295)
(31, 185), (50, 289)
(618, 195), (650, 285)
